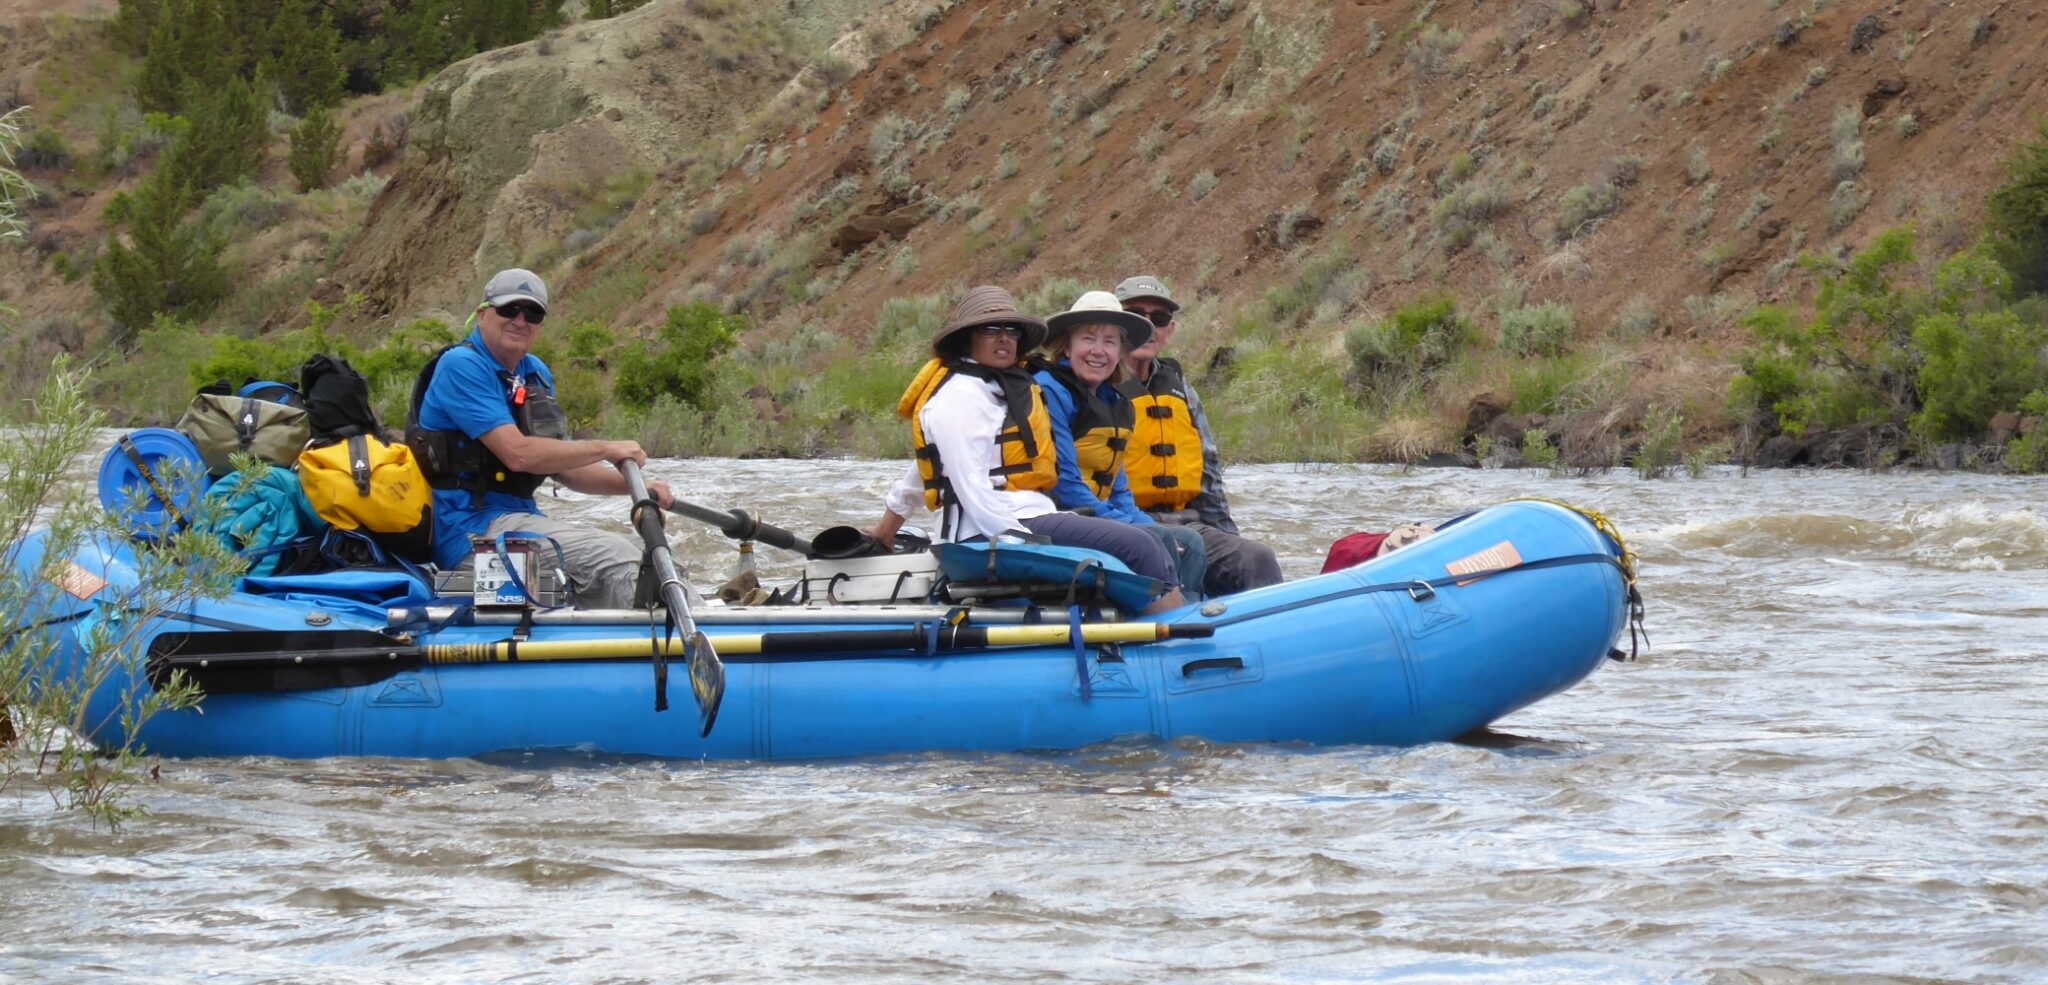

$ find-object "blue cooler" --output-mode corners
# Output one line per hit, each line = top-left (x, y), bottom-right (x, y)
(98, 427), (207, 541)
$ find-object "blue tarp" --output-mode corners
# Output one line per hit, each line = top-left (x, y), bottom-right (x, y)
(241, 569), (433, 622)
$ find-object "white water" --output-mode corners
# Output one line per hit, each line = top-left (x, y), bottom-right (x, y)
(4, 460), (2045, 983)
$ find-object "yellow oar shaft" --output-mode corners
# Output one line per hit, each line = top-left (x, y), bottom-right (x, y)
(420, 621), (1174, 665)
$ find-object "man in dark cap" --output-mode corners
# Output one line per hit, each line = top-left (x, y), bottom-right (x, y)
(407, 268), (675, 608)
(1115, 274), (1284, 595)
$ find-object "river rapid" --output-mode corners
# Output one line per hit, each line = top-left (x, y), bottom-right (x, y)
(3, 460), (2045, 984)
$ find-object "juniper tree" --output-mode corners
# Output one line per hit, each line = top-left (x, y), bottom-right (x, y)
(288, 106), (342, 192)
(265, 0), (347, 114)
(92, 164), (229, 340)
(162, 73), (270, 197)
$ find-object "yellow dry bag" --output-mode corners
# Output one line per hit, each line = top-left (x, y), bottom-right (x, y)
(298, 434), (434, 562)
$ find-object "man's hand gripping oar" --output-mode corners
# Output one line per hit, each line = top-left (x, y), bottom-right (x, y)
(621, 459), (723, 737)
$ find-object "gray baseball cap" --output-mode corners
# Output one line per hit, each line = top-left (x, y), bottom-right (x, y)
(1112, 274), (1179, 312)
(482, 268), (549, 311)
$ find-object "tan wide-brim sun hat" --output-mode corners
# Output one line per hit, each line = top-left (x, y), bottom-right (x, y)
(1044, 290), (1155, 353)
(931, 285), (1048, 355)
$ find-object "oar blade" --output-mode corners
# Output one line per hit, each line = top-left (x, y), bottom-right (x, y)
(687, 631), (724, 737)
(146, 629), (419, 694)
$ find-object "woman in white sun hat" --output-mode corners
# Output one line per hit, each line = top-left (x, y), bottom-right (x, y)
(865, 285), (1187, 615)
(1031, 290), (1207, 598)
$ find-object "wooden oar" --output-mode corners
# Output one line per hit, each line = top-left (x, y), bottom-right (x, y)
(665, 499), (815, 556)
(621, 460), (723, 736)
(145, 621), (1214, 694)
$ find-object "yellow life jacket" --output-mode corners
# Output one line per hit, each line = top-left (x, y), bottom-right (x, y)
(1041, 363), (1134, 501)
(298, 433), (435, 562)
(896, 358), (1056, 513)
(1116, 358), (1204, 512)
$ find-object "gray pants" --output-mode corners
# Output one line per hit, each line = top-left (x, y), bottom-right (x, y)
(1144, 524), (1208, 600)
(1170, 520), (1283, 596)
(480, 513), (644, 609)
(1020, 511), (1181, 589)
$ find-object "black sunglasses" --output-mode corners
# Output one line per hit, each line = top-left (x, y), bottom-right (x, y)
(1126, 307), (1173, 328)
(494, 303), (546, 325)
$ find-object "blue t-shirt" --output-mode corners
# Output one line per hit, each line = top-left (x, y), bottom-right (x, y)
(1033, 362), (1152, 526)
(414, 330), (557, 568)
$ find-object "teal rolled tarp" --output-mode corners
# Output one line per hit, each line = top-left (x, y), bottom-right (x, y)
(200, 467), (324, 577)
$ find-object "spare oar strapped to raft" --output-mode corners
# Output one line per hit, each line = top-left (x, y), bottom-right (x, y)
(622, 460), (723, 736)
(664, 499), (816, 556)
(144, 621), (1215, 694)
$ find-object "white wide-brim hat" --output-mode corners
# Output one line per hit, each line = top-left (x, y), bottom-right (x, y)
(1043, 290), (1154, 352)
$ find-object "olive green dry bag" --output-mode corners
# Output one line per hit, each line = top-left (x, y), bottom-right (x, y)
(175, 391), (311, 477)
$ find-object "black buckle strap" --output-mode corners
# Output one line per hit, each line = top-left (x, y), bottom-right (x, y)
(347, 434), (372, 497)
(236, 397), (260, 449)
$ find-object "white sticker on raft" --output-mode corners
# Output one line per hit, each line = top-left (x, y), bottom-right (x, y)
(1446, 541), (1522, 587)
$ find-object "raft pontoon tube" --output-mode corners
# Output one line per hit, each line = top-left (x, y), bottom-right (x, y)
(18, 500), (1634, 760)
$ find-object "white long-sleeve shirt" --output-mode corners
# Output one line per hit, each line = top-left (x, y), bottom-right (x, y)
(884, 369), (1057, 542)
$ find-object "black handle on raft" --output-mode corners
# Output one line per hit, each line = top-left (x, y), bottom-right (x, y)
(664, 499), (815, 555)
(1180, 656), (1245, 677)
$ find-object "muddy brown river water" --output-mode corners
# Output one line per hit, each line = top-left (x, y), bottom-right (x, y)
(4, 460), (2045, 983)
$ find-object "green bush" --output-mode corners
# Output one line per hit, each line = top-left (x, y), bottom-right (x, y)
(2006, 391), (2048, 473)
(1497, 301), (1574, 357)
(1263, 242), (1353, 326)
(1522, 428), (1559, 471)
(1554, 180), (1620, 241)
(613, 303), (746, 409)
(1344, 293), (1468, 400)
(197, 180), (296, 238)
(1508, 353), (1588, 415)
(1911, 257), (2048, 441)
(354, 318), (457, 389)
(1, 108), (29, 243)
(532, 321), (616, 431)
(91, 315), (206, 422)
(2, 360), (224, 828)
(586, 0), (654, 20)
(1910, 308), (2042, 438)
(1727, 228), (1921, 435)
(1208, 340), (1362, 462)
(1632, 404), (1682, 479)
(20, 127), (75, 171)
(288, 106), (343, 192)
(1986, 118), (2048, 296)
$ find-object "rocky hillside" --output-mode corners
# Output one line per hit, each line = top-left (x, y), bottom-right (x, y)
(5, 0), (2045, 463)
(553, 0), (2040, 338)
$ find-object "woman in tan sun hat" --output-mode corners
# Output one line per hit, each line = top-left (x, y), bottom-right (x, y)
(1032, 290), (1208, 598)
(866, 285), (1187, 615)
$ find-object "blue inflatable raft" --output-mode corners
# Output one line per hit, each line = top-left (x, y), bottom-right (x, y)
(14, 500), (1636, 760)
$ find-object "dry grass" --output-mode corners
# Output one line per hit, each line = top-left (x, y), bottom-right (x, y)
(1367, 414), (1455, 463)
